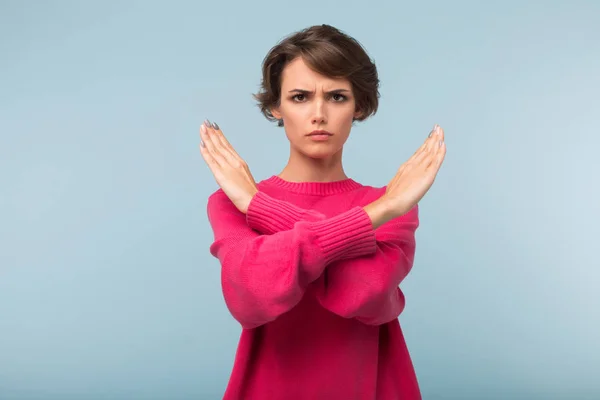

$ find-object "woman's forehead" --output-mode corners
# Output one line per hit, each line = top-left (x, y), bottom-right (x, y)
(281, 58), (351, 90)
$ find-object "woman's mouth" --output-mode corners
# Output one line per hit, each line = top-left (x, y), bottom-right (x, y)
(307, 130), (333, 141)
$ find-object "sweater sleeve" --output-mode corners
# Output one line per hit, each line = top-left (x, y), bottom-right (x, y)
(246, 191), (419, 326)
(206, 190), (377, 329)
(245, 191), (326, 234)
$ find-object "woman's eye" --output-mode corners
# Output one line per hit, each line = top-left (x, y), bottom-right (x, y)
(292, 93), (346, 102)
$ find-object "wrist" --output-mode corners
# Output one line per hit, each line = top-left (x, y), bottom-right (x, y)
(363, 197), (397, 229)
(240, 189), (258, 214)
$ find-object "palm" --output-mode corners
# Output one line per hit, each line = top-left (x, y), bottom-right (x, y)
(198, 120), (258, 213)
(385, 125), (446, 215)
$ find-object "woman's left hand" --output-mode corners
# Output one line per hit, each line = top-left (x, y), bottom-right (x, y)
(199, 120), (258, 214)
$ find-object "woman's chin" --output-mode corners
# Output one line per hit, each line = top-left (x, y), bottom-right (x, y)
(302, 146), (341, 159)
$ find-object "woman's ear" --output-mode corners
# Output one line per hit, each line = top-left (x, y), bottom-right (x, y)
(271, 107), (282, 120)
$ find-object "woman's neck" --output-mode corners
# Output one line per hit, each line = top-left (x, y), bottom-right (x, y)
(277, 147), (348, 183)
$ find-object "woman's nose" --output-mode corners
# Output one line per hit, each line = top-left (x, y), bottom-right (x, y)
(311, 101), (327, 124)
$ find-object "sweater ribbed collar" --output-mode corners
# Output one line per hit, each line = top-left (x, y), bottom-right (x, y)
(262, 175), (363, 196)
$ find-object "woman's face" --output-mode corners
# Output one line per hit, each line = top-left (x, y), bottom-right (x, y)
(271, 57), (361, 159)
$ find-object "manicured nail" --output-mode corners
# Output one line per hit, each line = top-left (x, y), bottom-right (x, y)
(204, 119), (211, 128)
(428, 131), (433, 138)
(200, 140), (205, 147)
(212, 122), (219, 130)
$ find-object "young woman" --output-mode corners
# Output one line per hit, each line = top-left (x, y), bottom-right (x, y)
(199, 24), (445, 400)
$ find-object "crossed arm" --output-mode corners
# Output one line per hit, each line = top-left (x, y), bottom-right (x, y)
(200, 119), (443, 329)
(208, 190), (418, 329)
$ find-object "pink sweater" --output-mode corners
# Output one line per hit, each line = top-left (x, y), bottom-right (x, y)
(207, 175), (421, 399)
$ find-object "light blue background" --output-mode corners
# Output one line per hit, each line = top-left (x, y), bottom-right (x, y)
(1, 1), (599, 399)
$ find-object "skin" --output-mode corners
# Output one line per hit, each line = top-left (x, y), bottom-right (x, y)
(269, 57), (362, 183)
(199, 57), (446, 228)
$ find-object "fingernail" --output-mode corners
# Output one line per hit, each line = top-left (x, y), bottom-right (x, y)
(212, 122), (219, 130)
(200, 140), (205, 147)
(204, 119), (211, 128)
(428, 131), (433, 138)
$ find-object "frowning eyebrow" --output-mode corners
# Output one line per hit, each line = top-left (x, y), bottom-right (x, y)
(288, 88), (351, 94)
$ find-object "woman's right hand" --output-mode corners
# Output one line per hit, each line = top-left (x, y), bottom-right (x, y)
(364, 125), (446, 228)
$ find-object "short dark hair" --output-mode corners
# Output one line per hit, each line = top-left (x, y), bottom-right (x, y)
(253, 24), (380, 127)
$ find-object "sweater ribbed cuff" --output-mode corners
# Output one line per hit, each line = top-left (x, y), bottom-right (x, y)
(309, 206), (377, 264)
(247, 191), (324, 234)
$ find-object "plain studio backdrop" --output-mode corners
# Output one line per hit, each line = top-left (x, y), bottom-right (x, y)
(1, 1), (598, 399)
